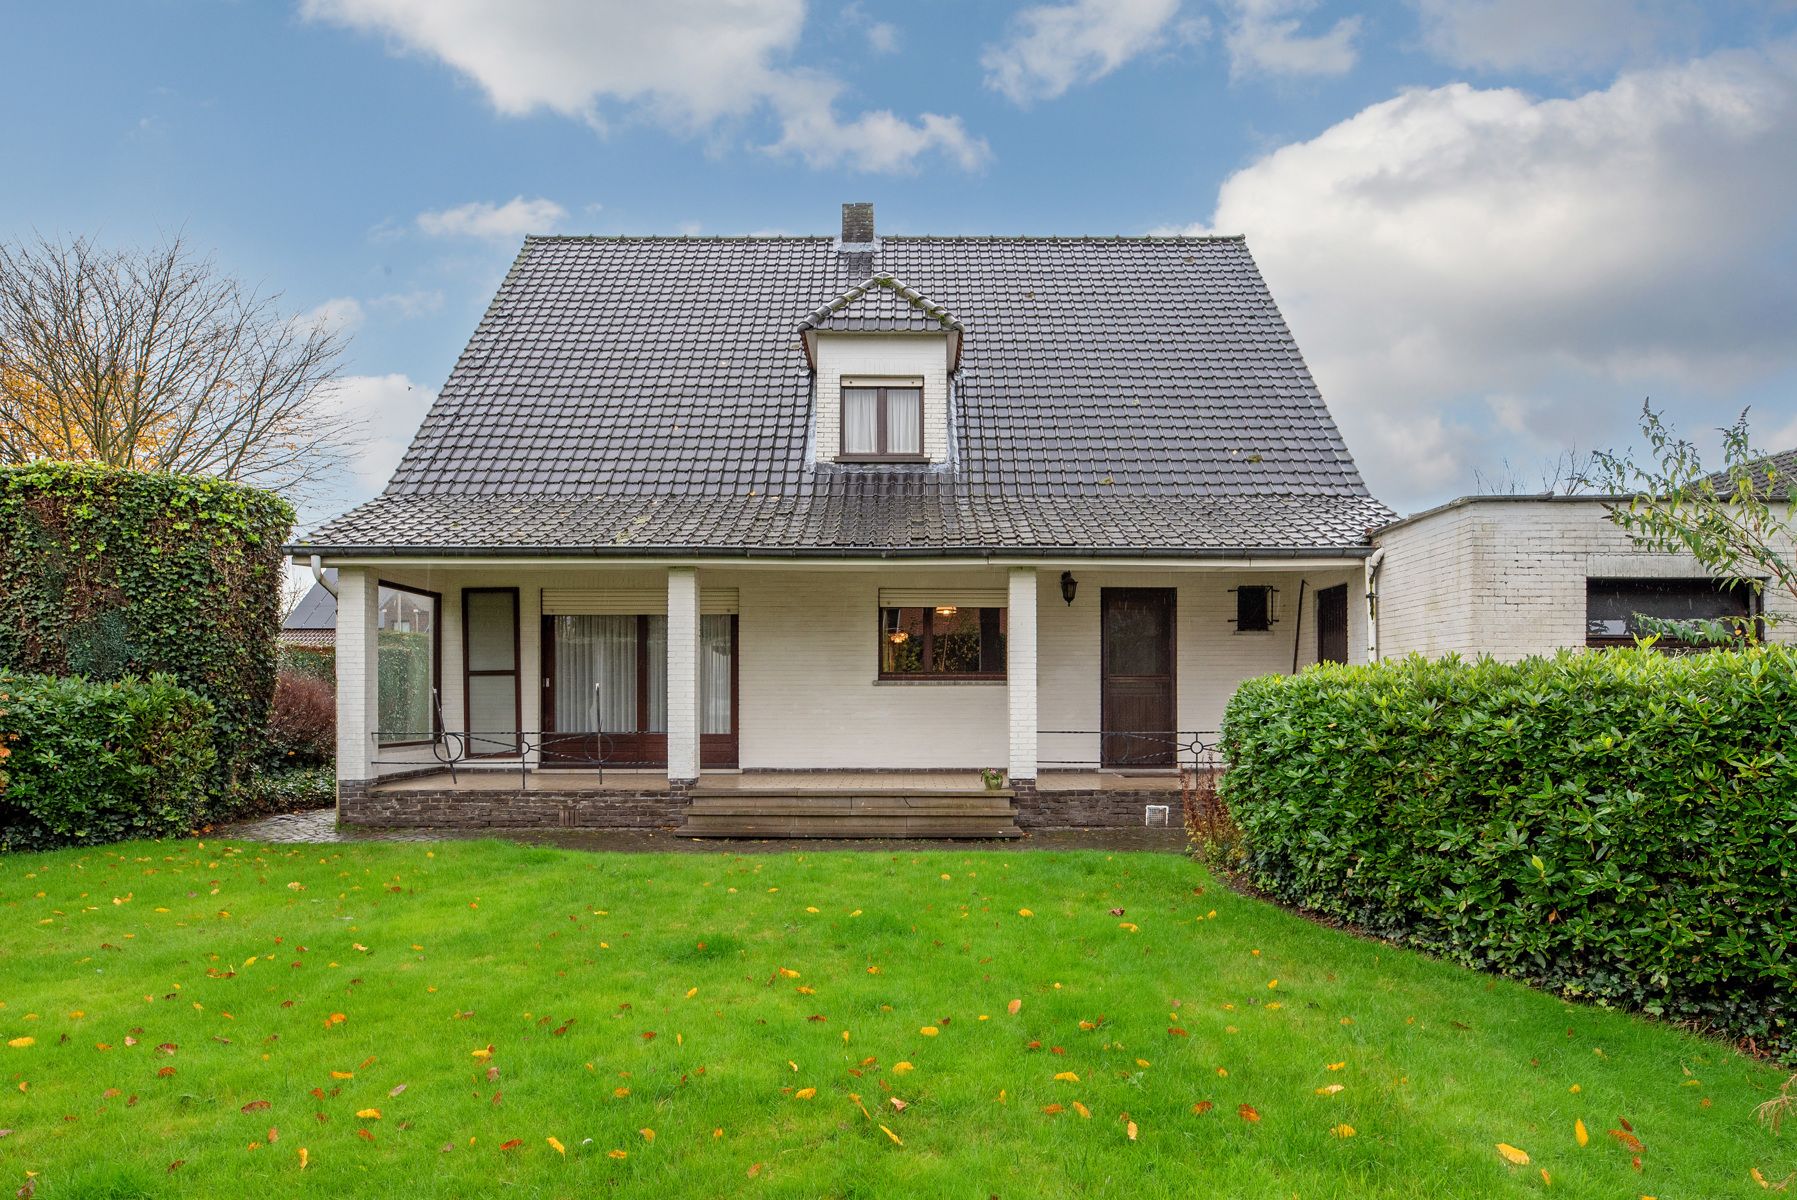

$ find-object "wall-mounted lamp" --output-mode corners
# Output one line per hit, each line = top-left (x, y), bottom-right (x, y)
(1060, 571), (1078, 606)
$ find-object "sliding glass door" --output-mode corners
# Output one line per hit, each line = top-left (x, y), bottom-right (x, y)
(542, 613), (736, 767)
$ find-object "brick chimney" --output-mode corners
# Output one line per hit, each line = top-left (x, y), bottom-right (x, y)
(840, 202), (875, 246)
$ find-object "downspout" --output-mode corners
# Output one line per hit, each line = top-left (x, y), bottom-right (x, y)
(1289, 579), (1307, 674)
(310, 554), (338, 598)
(1364, 548), (1386, 662)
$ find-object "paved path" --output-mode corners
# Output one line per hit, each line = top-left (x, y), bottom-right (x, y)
(219, 807), (1187, 854)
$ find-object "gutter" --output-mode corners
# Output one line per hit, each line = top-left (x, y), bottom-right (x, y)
(283, 542), (1376, 562)
(309, 554), (338, 598)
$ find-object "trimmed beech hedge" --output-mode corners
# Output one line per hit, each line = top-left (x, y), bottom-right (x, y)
(0, 462), (293, 785)
(1220, 646), (1797, 1057)
(0, 673), (217, 849)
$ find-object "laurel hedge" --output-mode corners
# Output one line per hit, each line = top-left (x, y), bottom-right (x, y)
(0, 462), (293, 786)
(1220, 646), (1797, 1058)
(0, 673), (217, 849)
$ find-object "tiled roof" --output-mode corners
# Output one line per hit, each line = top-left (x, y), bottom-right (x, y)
(282, 573), (337, 631)
(799, 274), (962, 334)
(1708, 446), (1797, 497)
(301, 234), (1391, 556)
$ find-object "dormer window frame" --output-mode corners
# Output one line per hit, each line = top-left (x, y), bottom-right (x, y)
(837, 375), (927, 464)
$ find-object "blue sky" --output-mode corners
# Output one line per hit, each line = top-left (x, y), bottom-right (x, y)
(4, 0), (1795, 529)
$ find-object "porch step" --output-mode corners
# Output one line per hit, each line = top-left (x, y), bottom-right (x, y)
(681, 789), (1021, 839)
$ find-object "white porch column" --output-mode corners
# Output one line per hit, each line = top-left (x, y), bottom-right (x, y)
(1007, 566), (1038, 786)
(334, 567), (378, 787)
(666, 566), (702, 783)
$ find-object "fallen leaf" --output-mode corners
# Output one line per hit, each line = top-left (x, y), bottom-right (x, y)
(7, 1038), (33, 1049)
(1575, 1119), (1589, 1147)
(547, 1137), (565, 1156)
(1126, 1120), (1139, 1141)
(1238, 1104), (1260, 1123)
(889, 1097), (908, 1112)
(1192, 1101), (1214, 1115)
(1331, 1124), (1356, 1138)
(241, 1100), (270, 1113)
(920, 1027), (938, 1037)
(1316, 1084), (1343, 1096)
(640, 1128), (655, 1142)
(1042, 1103), (1065, 1115)
(1497, 1143), (1531, 1166)
(1018, 909), (1034, 918)
(356, 1109), (381, 1120)
(500, 1139), (523, 1151)
(1007, 999), (1022, 1015)
(607, 1149), (627, 1159)
(1609, 1129), (1644, 1153)
(297, 1148), (309, 1170)
(794, 1088), (816, 1100)
(1072, 1102), (1090, 1118)
(879, 1124), (903, 1145)
(1054, 1072), (1080, 1083)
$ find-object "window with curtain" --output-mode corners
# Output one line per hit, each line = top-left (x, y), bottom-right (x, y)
(376, 584), (438, 745)
(840, 383), (924, 460)
(879, 606), (1005, 678)
(552, 614), (673, 734)
(701, 614), (733, 734)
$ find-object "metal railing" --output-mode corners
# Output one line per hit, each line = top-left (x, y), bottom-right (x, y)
(1036, 729), (1219, 773)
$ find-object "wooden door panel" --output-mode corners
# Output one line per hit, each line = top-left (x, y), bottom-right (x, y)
(1101, 588), (1176, 767)
(1316, 584), (1349, 665)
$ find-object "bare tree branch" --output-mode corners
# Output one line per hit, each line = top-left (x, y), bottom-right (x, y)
(0, 233), (355, 499)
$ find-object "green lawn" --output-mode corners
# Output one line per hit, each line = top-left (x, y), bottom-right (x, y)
(0, 839), (1787, 1199)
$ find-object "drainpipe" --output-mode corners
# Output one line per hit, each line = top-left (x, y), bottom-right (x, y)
(1289, 579), (1308, 674)
(310, 554), (338, 598)
(1363, 548), (1385, 662)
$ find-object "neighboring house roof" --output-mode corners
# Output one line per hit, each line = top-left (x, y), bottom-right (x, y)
(1707, 446), (1797, 497)
(280, 627), (335, 648)
(283, 572), (337, 632)
(298, 233), (1391, 558)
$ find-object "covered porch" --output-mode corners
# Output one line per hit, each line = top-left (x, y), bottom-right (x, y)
(327, 557), (1368, 834)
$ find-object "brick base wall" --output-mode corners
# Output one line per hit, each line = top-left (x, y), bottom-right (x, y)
(337, 779), (685, 829)
(1015, 787), (1180, 830)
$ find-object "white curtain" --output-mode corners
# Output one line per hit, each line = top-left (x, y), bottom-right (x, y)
(885, 388), (922, 454)
(554, 615), (639, 733)
(842, 387), (879, 454)
(644, 616), (667, 733)
(701, 615), (732, 734)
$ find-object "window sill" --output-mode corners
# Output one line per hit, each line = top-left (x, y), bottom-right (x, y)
(874, 677), (1007, 686)
(835, 454), (930, 465)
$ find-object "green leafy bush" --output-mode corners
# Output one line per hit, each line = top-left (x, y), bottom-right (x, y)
(0, 462), (293, 786)
(215, 764), (335, 823)
(0, 673), (217, 849)
(1221, 646), (1797, 1058)
(278, 644), (336, 685)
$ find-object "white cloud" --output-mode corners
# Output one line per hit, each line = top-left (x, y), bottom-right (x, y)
(322, 372), (439, 497)
(1223, 0), (1360, 79)
(1410, 0), (1699, 74)
(1159, 43), (1797, 503)
(865, 20), (900, 54)
(981, 0), (1193, 104)
(367, 288), (445, 318)
(301, 0), (985, 172)
(416, 196), (568, 241)
(303, 296), (364, 335)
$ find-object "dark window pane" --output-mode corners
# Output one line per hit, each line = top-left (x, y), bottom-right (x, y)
(879, 606), (1005, 677)
(1235, 586), (1271, 632)
(881, 607), (926, 674)
(1585, 578), (1752, 642)
(1106, 595), (1173, 674)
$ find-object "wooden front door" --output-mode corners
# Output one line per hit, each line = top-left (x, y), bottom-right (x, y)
(1316, 584), (1349, 664)
(1101, 588), (1176, 767)
(541, 614), (738, 769)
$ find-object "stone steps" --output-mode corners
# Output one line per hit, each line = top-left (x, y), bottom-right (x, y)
(681, 789), (1021, 839)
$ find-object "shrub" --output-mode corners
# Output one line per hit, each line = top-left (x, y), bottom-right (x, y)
(0, 673), (217, 850)
(267, 670), (335, 767)
(278, 643), (336, 685)
(215, 764), (335, 823)
(1221, 646), (1797, 1058)
(0, 462), (293, 787)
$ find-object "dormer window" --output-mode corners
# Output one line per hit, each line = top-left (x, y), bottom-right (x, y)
(840, 380), (924, 461)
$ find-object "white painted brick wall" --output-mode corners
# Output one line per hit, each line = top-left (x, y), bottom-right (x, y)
(1373, 498), (1797, 660)
(1007, 566), (1039, 781)
(334, 567), (375, 781)
(665, 566), (701, 781)
(811, 334), (951, 464)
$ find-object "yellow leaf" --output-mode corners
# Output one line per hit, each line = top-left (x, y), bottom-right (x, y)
(685, 987), (698, 998)
(893, 1061), (914, 1075)
(297, 1148), (309, 1170)
(1331, 1124), (1356, 1138)
(1018, 908), (1034, 917)
(8, 1037), (34, 1049)
(1496, 1143), (1531, 1166)
(547, 1137), (565, 1155)
(1054, 1072), (1080, 1082)
(1326, 1061), (1346, 1071)
(639, 1128), (655, 1142)
(1268, 979), (1278, 989)
(795, 1088), (817, 1099)
(1072, 1101), (1091, 1118)
(778, 967), (800, 978)
(788, 1060), (799, 1073)
(879, 1124), (903, 1145)
(920, 1026), (938, 1037)
(1575, 1119), (1589, 1147)
(1541, 1168), (1552, 1186)
(608, 1149), (627, 1159)
(1126, 1121), (1138, 1141)
(1007, 999), (1022, 1015)
(806, 906), (819, 913)
(613, 1086), (630, 1097)
(356, 1109), (381, 1120)
(1316, 1084), (1343, 1096)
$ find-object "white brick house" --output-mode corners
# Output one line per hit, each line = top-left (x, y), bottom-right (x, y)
(1370, 495), (1796, 660)
(289, 203), (1397, 835)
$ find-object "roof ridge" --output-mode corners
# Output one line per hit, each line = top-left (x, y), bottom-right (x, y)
(520, 233), (1246, 244)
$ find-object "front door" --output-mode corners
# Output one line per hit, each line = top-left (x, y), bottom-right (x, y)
(1101, 588), (1176, 767)
(541, 614), (738, 768)
(1316, 584), (1349, 664)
